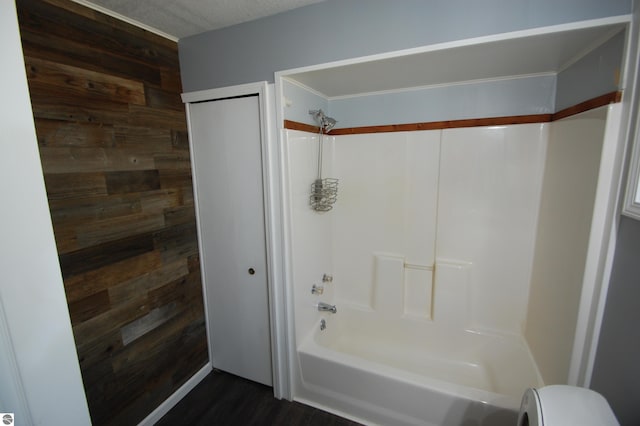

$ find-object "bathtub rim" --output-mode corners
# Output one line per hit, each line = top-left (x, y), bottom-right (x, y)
(297, 318), (536, 412)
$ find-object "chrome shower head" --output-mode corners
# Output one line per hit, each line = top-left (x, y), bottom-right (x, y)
(309, 109), (337, 133)
(322, 116), (337, 132)
(309, 109), (323, 122)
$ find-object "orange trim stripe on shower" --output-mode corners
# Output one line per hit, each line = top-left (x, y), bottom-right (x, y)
(283, 91), (622, 135)
(552, 91), (622, 121)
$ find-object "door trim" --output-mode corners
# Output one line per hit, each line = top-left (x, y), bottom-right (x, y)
(183, 82), (290, 399)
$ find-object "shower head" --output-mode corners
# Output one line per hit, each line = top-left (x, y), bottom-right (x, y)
(307, 109), (339, 211)
(309, 109), (337, 133)
(309, 109), (323, 121)
(322, 116), (337, 132)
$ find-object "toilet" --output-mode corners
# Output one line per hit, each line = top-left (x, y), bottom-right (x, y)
(517, 385), (618, 425)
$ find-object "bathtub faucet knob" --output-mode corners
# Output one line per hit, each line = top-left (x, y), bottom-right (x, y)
(311, 284), (324, 295)
(317, 302), (337, 314)
(322, 274), (333, 283)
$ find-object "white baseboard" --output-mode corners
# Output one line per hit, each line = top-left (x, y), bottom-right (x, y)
(138, 362), (212, 426)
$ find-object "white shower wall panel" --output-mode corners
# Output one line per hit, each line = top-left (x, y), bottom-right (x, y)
(331, 131), (441, 312)
(283, 130), (335, 343)
(437, 124), (548, 334)
(525, 107), (607, 384)
(285, 125), (548, 338)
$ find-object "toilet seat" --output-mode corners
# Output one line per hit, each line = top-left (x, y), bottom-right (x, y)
(517, 388), (543, 426)
(517, 385), (619, 426)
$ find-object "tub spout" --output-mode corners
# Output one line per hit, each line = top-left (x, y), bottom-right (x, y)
(317, 302), (337, 314)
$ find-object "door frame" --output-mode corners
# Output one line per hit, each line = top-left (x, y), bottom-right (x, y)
(182, 82), (289, 398)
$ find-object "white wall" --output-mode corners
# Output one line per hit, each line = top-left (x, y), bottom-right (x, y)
(284, 124), (548, 342)
(525, 107), (607, 385)
(332, 131), (440, 319)
(437, 124), (548, 333)
(282, 130), (334, 345)
(0, 2), (91, 425)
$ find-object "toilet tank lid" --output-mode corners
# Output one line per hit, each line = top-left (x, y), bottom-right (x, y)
(537, 385), (618, 426)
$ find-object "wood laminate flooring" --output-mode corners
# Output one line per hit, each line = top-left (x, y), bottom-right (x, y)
(155, 369), (363, 425)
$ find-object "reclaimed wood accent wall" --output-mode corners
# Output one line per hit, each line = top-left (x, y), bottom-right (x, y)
(16, 0), (208, 424)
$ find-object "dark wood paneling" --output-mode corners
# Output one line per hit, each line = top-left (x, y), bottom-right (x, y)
(44, 172), (108, 200)
(25, 56), (146, 106)
(144, 85), (185, 111)
(171, 130), (190, 150)
(38, 0), (178, 52)
(19, 28), (163, 86)
(160, 69), (184, 93)
(17, 0), (178, 69)
(154, 222), (200, 264)
(113, 125), (173, 151)
(35, 118), (116, 148)
(59, 233), (156, 278)
(29, 88), (131, 124)
(68, 289), (111, 325)
(128, 104), (189, 131)
(16, 1), (207, 425)
(105, 170), (161, 194)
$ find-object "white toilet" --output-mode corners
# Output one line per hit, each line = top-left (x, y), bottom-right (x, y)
(517, 385), (619, 425)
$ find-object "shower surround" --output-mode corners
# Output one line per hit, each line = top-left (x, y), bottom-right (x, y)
(281, 106), (611, 425)
(285, 123), (547, 338)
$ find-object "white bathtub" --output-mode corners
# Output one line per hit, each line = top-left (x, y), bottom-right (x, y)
(296, 307), (543, 426)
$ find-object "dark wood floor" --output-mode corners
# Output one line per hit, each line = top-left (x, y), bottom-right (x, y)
(156, 369), (363, 425)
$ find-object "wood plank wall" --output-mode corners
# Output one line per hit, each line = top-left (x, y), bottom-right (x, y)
(15, 0), (208, 424)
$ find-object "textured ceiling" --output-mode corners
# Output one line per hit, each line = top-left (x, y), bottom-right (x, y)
(76, 0), (325, 40)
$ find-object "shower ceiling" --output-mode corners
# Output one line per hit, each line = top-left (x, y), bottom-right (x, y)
(287, 21), (627, 98)
(71, 0), (326, 40)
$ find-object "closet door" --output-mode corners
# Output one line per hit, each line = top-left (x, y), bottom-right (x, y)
(189, 95), (272, 386)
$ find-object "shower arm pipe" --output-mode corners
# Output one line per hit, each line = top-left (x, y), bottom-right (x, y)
(308, 109), (337, 182)
(316, 127), (324, 181)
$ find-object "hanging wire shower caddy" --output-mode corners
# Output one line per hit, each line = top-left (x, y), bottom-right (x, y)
(310, 178), (338, 212)
(309, 109), (338, 212)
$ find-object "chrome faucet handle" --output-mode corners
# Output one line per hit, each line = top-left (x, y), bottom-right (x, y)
(317, 302), (337, 313)
(322, 274), (333, 283)
(311, 284), (324, 295)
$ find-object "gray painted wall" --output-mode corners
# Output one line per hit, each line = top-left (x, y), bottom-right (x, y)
(590, 2), (640, 423)
(591, 216), (640, 425)
(285, 39), (626, 129)
(180, 0), (639, 422)
(555, 30), (625, 111)
(283, 79), (329, 125)
(179, 0), (631, 92)
(189, 0), (628, 129)
(284, 75), (556, 128)
(328, 75), (555, 128)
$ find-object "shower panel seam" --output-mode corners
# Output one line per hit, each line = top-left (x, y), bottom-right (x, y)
(430, 129), (445, 321)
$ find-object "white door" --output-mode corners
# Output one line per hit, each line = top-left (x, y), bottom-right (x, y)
(189, 95), (272, 386)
